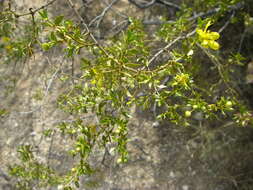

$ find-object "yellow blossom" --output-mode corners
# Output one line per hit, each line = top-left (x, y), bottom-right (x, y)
(197, 21), (220, 50)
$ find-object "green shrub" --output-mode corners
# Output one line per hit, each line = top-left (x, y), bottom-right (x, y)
(1, 0), (253, 189)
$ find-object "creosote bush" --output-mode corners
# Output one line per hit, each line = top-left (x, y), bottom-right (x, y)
(1, 0), (253, 189)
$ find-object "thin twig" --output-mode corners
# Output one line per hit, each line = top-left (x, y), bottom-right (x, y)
(148, 36), (182, 65)
(66, 0), (109, 56)
(46, 129), (56, 166)
(157, 0), (180, 10)
(128, 0), (156, 9)
(103, 0), (128, 19)
(218, 10), (235, 33)
(18, 59), (61, 114)
(106, 19), (130, 38)
(71, 57), (75, 85)
(238, 29), (246, 53)
(146, 29), (196, 69)
(89, 0), (118, 28)
(143, 2), (244, 25)
(197, 43), (238, 97)
(13, 0), (57, 17)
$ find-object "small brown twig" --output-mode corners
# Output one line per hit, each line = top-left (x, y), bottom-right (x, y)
(13, 0), (58, 18)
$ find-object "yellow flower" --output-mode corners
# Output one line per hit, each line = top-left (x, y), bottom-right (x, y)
(197, 21), (220, 50)
(197, 29), (220, 40)
(207, 40), (220, 50)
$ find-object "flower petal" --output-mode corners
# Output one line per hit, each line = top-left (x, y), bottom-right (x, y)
(208, 40), (220, 50)
(208, 32), (220, 40)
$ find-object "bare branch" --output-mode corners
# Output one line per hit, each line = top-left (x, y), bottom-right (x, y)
(143, 2), (244, 25)
(128, 0), (156, 9)
(147, 30), (196, 68)
(89, 0), (119, 28)
(188, 2), (243, 22)
(157, 0), (180, 10)
(106, 19), (130, 38)
(218, 10), (235, 33)
(238, 29), (246, 53)
(13, 0), (58, 17)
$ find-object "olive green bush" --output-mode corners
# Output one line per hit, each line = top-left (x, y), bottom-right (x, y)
(1, 0), (253, 189)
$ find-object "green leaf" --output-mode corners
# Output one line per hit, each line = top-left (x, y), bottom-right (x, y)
(38, 9), (48, 19)
(41, 43), (50, 51)
(54, 16), (64, 25)
(50, 32), (57, 42)
(41, 42), (54, 51)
